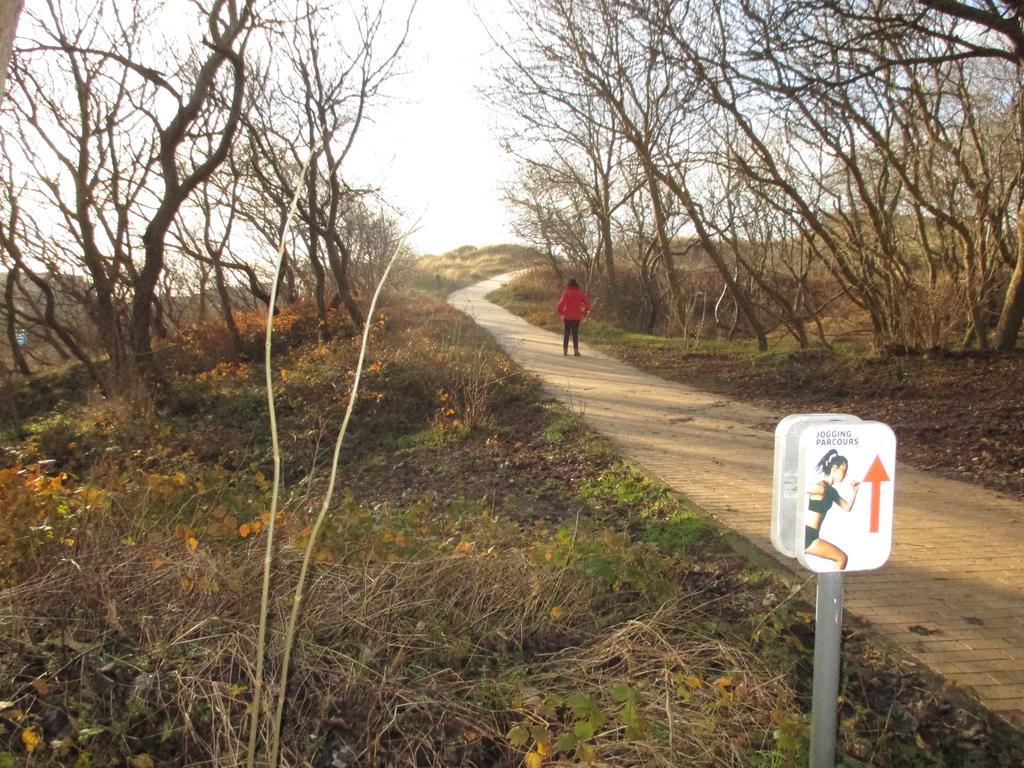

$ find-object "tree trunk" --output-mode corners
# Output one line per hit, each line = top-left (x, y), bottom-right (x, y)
(4, 265), (30, 375)
(311, 256), (329, 341)
(657, 169), (769, 351)
(152, 294), (169, 340)
(994, 203), (1024, 350)
(133, 216), (171, 373)
(640, 271), (659, 334)
(326, 237), (363, 327)
(283, 260), (297, 304)
(213, 258), (243, 357)
(38, 325), (70, 361)
(197, 264), (210, 322)
(0, 0), (23, 100)
(302, 165), (331, 342)
(598, 208), (618, 319)
(639, 162), (688, 331)
(963, 246), (989, 350)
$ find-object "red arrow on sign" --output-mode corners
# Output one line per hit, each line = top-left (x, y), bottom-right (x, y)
(862, 456), (891, 533)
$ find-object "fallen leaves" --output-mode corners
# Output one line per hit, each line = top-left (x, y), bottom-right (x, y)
(20, 726), (41, 754)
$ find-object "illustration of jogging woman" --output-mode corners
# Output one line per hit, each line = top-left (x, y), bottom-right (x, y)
(805, 449), (860, 570)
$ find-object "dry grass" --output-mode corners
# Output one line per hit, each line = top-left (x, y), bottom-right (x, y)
(0, 518), (796, 767)
(0, 287), (797, 767)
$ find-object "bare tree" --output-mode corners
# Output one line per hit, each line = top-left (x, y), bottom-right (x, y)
(241, 0), (411, 339)
(559, 0), (775, 347)
(491, 17), (641, 315)
(2, 264), (30, 375)
(624, 0), (1021, 350)
(344, 202), (413, 294)
(615, 185), (668, 333)
(495, 0), (1024, 351)
(752, 0), (1024, 348)
(4, 0), (255, 389)
(504, 161), (602, 282)
(130, 0), (254, 373)
(0, 134), (105, 385)
(503, 171), (567, 282)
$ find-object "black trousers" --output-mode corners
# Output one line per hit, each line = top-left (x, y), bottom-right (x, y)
(563, 320), (580, 353)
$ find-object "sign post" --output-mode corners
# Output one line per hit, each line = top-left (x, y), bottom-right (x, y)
(809, 571), (843, 768)
(771, 417), (896, 767)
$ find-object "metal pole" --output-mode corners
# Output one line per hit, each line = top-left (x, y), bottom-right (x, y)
(809, 571), (844, 768)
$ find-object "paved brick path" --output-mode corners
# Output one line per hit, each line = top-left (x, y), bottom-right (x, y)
(450, 274), (1024, 726)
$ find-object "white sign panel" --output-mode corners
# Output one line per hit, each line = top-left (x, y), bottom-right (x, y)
(771, 414), (860, 558)
(795, 421), (896, 573)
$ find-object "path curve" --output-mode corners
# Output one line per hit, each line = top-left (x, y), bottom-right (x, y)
(449, 273), (1024, 725)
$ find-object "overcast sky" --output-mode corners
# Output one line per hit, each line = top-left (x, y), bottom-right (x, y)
(345, 0), (520, 256)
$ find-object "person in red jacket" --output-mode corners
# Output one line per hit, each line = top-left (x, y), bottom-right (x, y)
(556, 278), (591, 356)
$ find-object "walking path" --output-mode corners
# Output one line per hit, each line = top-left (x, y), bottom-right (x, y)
(449, 274), (1024, 726)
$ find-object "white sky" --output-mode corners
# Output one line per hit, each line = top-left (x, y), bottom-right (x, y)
(345, 0), (520, 255)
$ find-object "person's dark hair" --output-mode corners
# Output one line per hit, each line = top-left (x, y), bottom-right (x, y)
(567, 278), (579, 288)
(815, 449), (847, 474)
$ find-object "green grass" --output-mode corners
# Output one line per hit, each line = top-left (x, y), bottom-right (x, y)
(577, 465), (669, 513)
(0, 361), (94, 433)
(394, 423), (471, 450)
(643, 508), (716, 553)
(575, 465), (718, 556)
(542, 410), (585, 444)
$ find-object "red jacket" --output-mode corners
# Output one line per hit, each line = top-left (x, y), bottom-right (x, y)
(557, 286), (591, 321)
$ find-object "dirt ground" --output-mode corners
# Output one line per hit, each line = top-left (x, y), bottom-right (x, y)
(602, 345), (1024, 501)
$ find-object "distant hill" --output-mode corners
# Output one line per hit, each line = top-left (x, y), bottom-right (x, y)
(415, 243), (544, 287)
